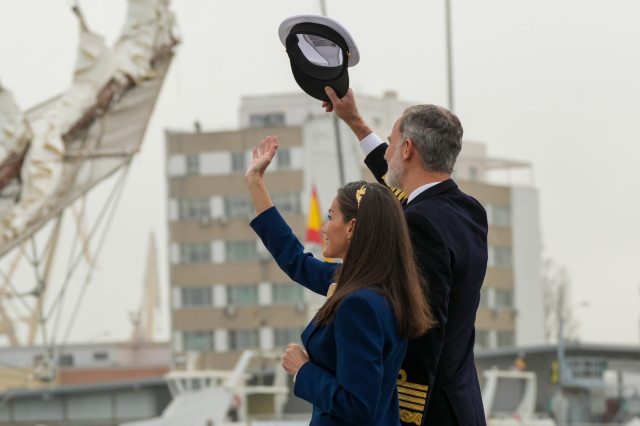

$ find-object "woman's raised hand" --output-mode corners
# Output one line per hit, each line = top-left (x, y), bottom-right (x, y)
(245, 135), (278, 182)
(244, 136), (278, 215)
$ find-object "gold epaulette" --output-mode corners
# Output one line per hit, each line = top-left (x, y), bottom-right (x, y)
(397, 369), (427, 425)
(391, 186), (408, 205)
(382, 175), (408, 205)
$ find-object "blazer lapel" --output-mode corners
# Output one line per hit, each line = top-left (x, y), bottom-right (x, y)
(301, 319), (319, 350)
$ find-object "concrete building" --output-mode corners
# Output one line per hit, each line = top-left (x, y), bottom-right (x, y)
(0, 341), (170, 391)
(165, 91), (545, 371)
(0, 378), (170, 426)
(0, 341), (171, 425)
(455, 141), (545, 348)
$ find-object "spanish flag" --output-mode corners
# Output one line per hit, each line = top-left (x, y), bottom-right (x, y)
(304, 184), (333, 262)
(305, 184), (323, 245)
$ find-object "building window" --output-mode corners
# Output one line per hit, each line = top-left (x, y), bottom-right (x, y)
(475, 330), (490, 349)
(229, 329), (259, 351)
(179, 198), (210, 221)
(186, 154), (199, 175)
(490, 246), (513, 268)
(226, 241), (257, 262)
(228, 285), (258, 306)
(272, 193), (300, 215)
(231, 152), (246, 173)
(183, 331), (215, 351)
(225, 195), (254, 218)
(276, 148), (291, 169)
(565, 357), (607, 381)
(490, 205), (511, 227)
(58, 354), (74, 367)
(272, 283), (304, 304)
(93, 352), (109, 361)
(497, 331), (515, 348)
(181, 287), (213, 307)
(469, 167), (479, 182)
(495, 289), (513, 309)
(274, 327), (304, 347)
(180, 243), (211, 264)
(479, 287), (490, 309)
(249, 112), (285, 127)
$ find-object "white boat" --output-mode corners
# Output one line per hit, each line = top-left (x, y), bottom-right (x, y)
(483, 368), (556, 426)
(120, 349), (309, 426)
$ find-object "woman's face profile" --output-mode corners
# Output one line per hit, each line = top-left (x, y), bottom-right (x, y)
(322, 197), (352, 259)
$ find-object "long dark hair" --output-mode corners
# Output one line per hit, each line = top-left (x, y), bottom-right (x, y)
(314, 182), (434, 338)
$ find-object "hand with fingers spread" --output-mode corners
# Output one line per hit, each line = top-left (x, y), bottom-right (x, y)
(245, 135), (278, 181)
(244, 135), (279, 215)
(282, 343), (309, 376)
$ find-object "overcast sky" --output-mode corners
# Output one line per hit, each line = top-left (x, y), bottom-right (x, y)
(1, 0), (639, 346)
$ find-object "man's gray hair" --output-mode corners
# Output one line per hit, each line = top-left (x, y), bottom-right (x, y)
(399, 105), (463, 174)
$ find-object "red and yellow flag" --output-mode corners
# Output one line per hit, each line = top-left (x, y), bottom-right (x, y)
(305, 184), (323, 245)
(304, 184), (333, 262)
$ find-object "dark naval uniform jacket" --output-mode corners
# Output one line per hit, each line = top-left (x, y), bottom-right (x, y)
(251, 207), (407, 425)
(365, 143), (489, 426)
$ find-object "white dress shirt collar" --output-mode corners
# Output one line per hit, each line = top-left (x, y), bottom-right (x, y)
(407, 182), (442, 204)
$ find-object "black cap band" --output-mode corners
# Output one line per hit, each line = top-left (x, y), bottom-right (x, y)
(285, 22), (350, 102)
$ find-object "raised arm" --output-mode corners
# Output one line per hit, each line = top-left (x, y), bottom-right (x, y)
(245, 136), (338, 295)
(244, 135), (278, 215)
(323, 88), (408, 204)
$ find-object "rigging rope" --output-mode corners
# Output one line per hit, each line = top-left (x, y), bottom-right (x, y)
(46, 161), (132, 326)
(55, 161), (133, 354)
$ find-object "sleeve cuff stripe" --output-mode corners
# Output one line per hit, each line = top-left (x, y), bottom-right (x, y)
(397, 387), (427, 398)
(398, 394), (426, 405)
(397, 381), (429, 391)
(399, 401), (425, 411)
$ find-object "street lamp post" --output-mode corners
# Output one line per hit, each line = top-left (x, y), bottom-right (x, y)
(444, 0), (454, 113)
(556, 313), (567, 426)
(318, 0), (346, 186)
(555, 301), (588, 426)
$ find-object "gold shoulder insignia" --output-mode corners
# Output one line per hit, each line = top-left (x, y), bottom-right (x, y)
(382, 175), (408, 205)
(397, 369), (428, 424)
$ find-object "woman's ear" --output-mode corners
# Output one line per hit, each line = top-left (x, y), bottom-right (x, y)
(347, 218), (356, 238)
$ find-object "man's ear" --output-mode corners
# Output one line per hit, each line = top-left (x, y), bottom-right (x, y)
(402, 138), (414, 160)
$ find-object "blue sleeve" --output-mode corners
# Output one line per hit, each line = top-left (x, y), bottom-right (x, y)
(250, 206), (339, 295)
(294, 294), (386, 424)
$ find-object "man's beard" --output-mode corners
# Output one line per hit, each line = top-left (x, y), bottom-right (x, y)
(385, 143), (405, 190)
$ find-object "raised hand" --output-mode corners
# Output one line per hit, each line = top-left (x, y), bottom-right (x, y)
(245, 135), (278, 181)
(321, 87), (357, 118)
(244, 136), (279, 215)
(321, 87), (372, 141)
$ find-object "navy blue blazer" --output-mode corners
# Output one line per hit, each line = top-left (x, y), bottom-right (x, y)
(366, 144), (488, 426)
(251, 207), (406, 425)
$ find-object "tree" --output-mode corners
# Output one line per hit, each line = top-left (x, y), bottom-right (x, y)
(541, 259), (580, 343)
